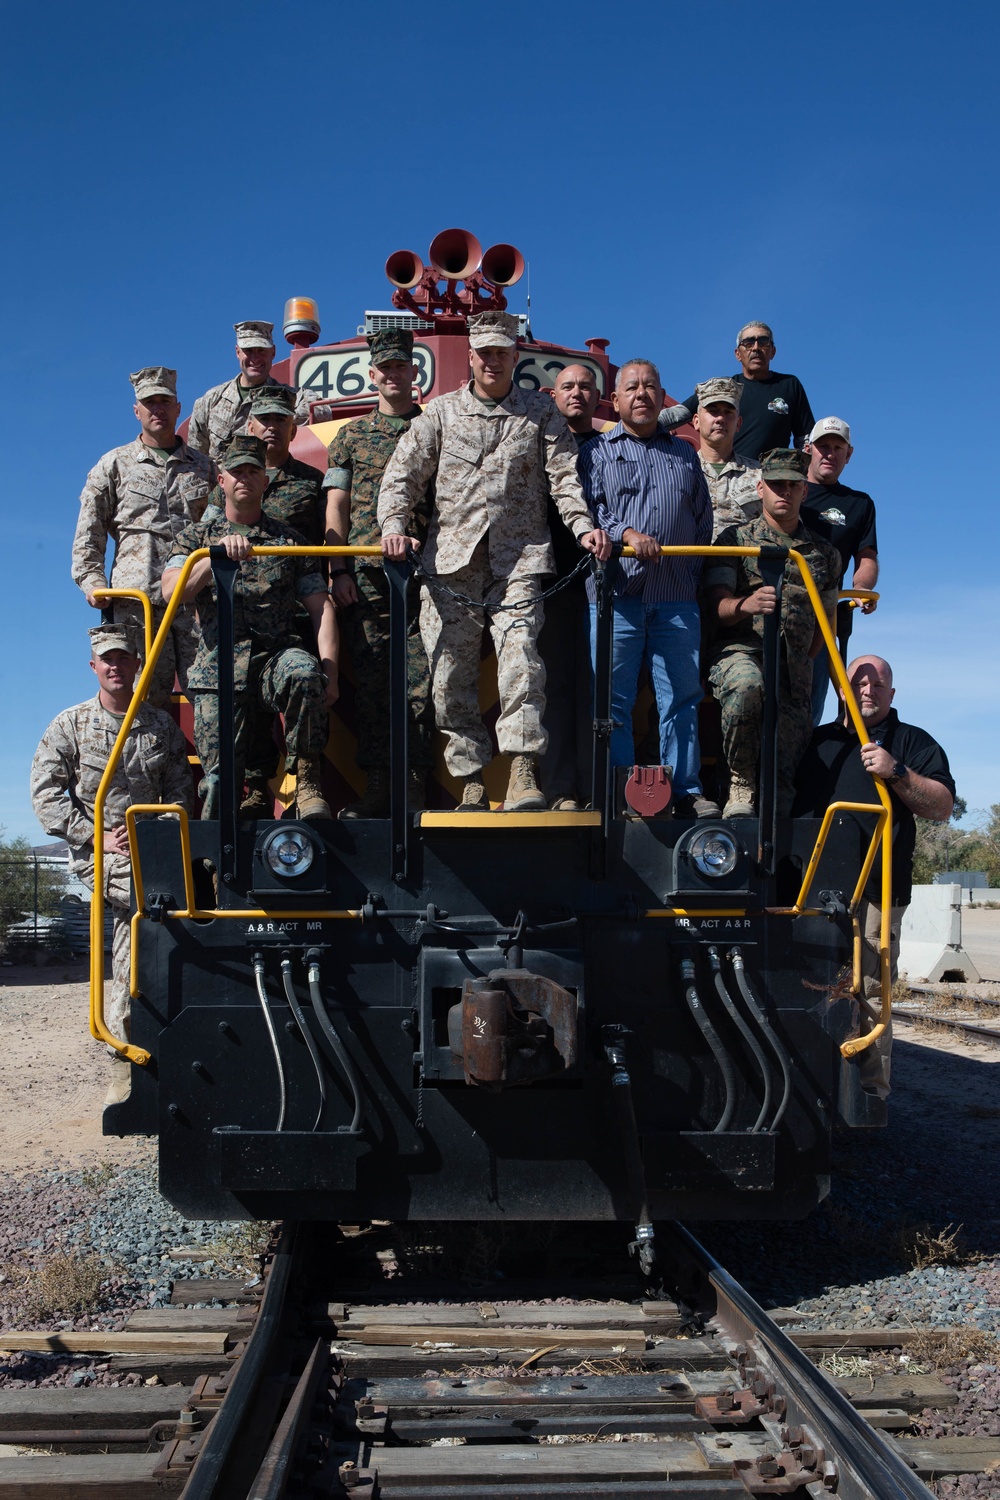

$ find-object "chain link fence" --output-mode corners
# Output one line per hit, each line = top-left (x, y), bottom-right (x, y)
(0, 854), (112, 965)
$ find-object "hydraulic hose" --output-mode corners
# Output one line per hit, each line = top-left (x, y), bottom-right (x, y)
(707, 946), (772, 1134)
(252, 954), (287, 1133)
(730, 948), (794, 1131)
(307, 961), (364, 1135)
(679, 954), (737, 1133)
(280, 956), (326, 1133)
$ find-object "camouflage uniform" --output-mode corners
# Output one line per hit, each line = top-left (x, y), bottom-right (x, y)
(71, 437), (216, 706)
(187, 378), (309, 462)
(30, 689), (190, 1043)
(378, 379), (595, 777)
(699, 451), (762, 537)
(165, 510), (329, 807)
(704, 512), (840, 813)
(325, 406), (433, 769)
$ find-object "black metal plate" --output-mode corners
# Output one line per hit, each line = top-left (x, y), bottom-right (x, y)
(643, 1131), (776, 1191)
(215, 1127), (370, 1190)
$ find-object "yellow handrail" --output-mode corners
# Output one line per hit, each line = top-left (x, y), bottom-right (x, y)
(91, 541), (892, 1067)
(90, 587), (154, 662)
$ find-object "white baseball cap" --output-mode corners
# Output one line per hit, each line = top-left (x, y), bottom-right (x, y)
(808, 416), (851, 444)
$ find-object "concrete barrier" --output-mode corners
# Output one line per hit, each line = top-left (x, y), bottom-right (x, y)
(899, 884), (981, 982)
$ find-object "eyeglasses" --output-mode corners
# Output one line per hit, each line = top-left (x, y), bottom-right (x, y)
(738, 336), (773, 348)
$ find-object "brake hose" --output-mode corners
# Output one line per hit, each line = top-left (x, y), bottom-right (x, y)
(252, 953), (287, 1133)
(707, 946), (772, 1134)
(307, 960), (364, 1135)
(280, 956), (326, 1132)
(679, 954), (736, 1132)
(730, 949), (794, 1131)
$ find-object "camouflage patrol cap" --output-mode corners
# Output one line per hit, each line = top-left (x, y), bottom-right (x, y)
(220, 435), (267, 471)
(695, 377), (742, 410)
(759, 448), (810, 483)
(467, 310), (519, 349)
(367, 327), (414, 367)
(89, 625), (138, 658)
(234, 321), (275, 349)
(130, 367), (177, 401)
(250, 384), (296, 418)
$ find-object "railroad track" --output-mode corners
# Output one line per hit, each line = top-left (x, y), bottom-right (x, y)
(1, 1222), (997, 1496)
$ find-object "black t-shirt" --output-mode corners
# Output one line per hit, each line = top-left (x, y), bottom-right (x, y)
(547, 427), (600, 583)
(802, 480), (878, 641)
(683, 372), (814, 460)
(801, 482), (878, 582)
(792, 709), (956, 906)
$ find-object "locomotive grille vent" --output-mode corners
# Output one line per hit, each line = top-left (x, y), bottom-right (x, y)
(360, 311), (530, 336)
(361, 311), (436, 334)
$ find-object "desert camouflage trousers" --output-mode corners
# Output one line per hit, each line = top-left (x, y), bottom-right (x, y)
(708, 644), (812, 816)
(114, 596), (200, 711)
(419, 539), (547, 778)
(344, 569), (433, 770)
(78, 851), (132, 1052)
(191, 647), (329, 813)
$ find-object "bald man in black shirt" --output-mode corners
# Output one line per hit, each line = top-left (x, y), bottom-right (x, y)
(794, 654), (955, 1098)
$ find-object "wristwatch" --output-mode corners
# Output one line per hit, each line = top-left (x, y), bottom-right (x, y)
(887, 759), (908, 785)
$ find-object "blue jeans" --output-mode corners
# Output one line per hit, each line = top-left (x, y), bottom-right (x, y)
(590, 598), (704, 796)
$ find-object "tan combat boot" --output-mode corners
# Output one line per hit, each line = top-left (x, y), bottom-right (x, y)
(240, 775), (271, 818)
(456, 773), (490, 812)
(295, 760), (332, 820)
(505, 754), (546, 812)
(340, 767), (390, 820)
(723, 775), (756, 818)
(104, 1057), (131, 1108)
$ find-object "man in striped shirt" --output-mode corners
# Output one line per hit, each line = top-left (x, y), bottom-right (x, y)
(581, 360), (719, 818)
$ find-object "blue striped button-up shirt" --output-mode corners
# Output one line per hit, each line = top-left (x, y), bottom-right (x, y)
(582, 424), (712, 602)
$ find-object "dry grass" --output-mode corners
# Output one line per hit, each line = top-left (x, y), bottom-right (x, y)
(4, 1253), (108, 1320)
(906, 1325), (1000, 1370)
(79, 1158), (117, 1191)
(895, 1222), (978, 1270)
(204, 1222), (275, 1275)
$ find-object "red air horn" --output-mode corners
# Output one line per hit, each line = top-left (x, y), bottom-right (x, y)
(481, 243), (525, 288)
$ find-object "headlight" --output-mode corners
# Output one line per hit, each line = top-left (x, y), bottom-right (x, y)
(687, 827), (739, 879)
(261, 827), (316, 879)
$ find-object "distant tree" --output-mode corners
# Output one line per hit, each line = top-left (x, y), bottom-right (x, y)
(0, 832), (66, 950)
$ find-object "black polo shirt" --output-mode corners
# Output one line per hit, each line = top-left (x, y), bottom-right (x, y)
(682, 372), (814, 459)
(792, 709), (955, 906)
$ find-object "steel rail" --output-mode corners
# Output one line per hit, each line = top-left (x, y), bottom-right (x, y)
(246, 1336), (329, 1499)
(894, 1007), (1000, 1043)
(179, 1224), (299, 1500)
(667, 1223), (934, 1499)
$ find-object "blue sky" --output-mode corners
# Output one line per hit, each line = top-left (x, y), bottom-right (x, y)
(2, 0), (997, 840)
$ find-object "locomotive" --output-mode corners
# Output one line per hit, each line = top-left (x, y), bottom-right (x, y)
(91, 230), (893, 1258)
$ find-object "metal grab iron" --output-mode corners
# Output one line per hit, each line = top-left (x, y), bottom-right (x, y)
(448, 970), (579, 1089)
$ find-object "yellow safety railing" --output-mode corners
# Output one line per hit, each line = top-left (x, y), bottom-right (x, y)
(91, 542), (891, 1065)
(91, 587), (154, 662)
(90, 546), (381, 1058)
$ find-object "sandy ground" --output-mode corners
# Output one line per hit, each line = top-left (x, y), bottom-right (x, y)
(1, 909), (999, 1177)
(0, 961), (152, 1177)
(960, 906), (1000, 981)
